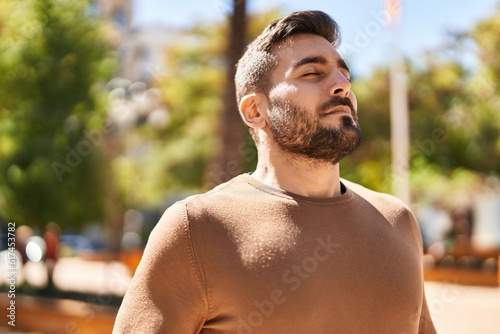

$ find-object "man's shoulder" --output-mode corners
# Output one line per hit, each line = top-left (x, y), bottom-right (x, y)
(341, 178), (411, 215)
(164, 174), (258, 218)
(183, 173), (253, 201)
(342, 179), (422, 246)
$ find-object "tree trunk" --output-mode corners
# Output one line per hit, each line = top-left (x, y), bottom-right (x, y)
(207, 0), (247, 188)
(103, 129), (124, 252)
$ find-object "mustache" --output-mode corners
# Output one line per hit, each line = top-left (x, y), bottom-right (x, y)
(317, 96), (356, 115)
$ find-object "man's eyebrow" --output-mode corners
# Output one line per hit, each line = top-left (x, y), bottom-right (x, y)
(292, 55), (328, 69)
(337, 58), (350, 74)
(292, 55), (351, 75)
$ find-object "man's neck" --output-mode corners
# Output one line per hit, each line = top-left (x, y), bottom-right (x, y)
(251, 144), (342, 198)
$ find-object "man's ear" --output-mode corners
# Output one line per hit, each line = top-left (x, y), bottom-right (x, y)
(239, 93), (268, 130)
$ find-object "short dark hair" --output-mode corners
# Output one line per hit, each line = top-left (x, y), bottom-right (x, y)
(235, 10), (342, 104)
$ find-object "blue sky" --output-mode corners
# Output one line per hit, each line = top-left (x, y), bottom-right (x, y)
(131, 0), (499, 77)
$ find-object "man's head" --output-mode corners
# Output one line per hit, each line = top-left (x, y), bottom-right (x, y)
(235, 10), (341, 105)
(235, 10), (361, 165)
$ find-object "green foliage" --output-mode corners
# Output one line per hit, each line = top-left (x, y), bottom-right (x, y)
(408, 8), (500, 176)
(473, 6), (500, 80)
(0, 0), (116, 230)
(410, 157), (483, 208)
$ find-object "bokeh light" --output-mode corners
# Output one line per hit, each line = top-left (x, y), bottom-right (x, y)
(26, 236), (46, 263)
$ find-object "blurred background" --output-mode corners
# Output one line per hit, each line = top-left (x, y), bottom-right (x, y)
(0, 0), (499, 333)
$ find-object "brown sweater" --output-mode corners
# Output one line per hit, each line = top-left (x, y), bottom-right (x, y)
(113, 174), (436, 333)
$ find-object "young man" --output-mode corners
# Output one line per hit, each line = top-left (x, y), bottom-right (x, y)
(114, 11), (436, 333)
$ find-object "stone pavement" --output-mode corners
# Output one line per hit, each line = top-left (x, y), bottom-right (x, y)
(425, 281), (500, 334)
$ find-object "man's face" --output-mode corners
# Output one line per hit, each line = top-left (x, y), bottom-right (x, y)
(266, 33), (361, 164)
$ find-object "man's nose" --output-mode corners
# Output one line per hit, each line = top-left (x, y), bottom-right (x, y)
(328, 70), (351, 97)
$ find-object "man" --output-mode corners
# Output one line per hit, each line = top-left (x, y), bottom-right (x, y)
(114, 10), (436, 333)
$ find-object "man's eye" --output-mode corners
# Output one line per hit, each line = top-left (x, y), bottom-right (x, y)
(302, 72), (319, 77)
(341, 71), (351, 82)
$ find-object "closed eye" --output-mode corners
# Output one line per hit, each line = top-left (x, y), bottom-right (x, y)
(342, 70), (351, 82)
(337, 59), (351, 82)
(302, 72), (321, 78)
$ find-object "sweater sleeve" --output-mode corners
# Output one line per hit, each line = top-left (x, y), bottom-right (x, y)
(113, 202), (208, 333)
(419, 290), (437, 334)
(406, 210), (437, 334)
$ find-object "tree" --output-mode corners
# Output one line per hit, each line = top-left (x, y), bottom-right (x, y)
(0, 0), (115, 231)
(405, 7), (500, 178)
(209, 0), (248, 187)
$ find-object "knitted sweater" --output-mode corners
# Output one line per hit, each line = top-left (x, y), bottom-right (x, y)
(113, 174), (436, 333)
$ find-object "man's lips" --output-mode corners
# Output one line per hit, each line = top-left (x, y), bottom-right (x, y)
(322, 105), (352, 116)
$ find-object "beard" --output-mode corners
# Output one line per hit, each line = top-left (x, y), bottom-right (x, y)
(267, 96), (362, 165)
